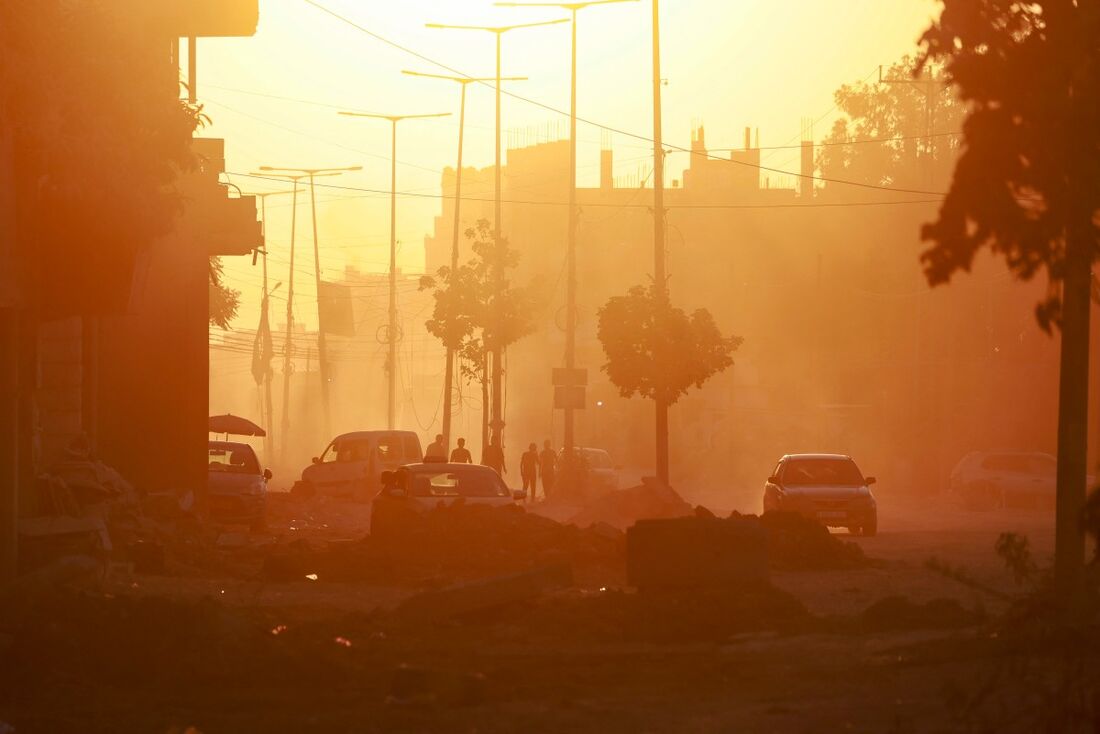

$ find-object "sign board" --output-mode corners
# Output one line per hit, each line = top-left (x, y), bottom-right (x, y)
(552, 367), (588, 387)
(554, 385), (586, 410)
(141, 0), (260, 37)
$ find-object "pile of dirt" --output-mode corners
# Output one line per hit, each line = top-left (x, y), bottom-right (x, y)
(858, 595), (984, 632)
(568, 479), (694, 530)
(264, 499), (626, 587)
(729, 510), (869, 571)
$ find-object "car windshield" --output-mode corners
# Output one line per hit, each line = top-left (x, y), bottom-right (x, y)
(208, 444), (260, 474)
(405, 467), (509, 499)
(322, 434), (418, 463)
(782, 458), (864, 487)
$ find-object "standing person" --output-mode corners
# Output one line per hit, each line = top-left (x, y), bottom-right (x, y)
(520, 443), (539, 503)
(539, 440), (557, 500)
(425, 433), (446, 460)
(449, 437), (472, 463)
(483, 436), (506, 476)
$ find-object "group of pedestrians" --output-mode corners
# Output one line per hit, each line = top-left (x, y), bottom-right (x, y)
(422, 433), (558, 502)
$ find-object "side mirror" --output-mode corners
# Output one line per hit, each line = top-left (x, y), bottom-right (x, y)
(512, 490), (527, 501)
(263, 468), (273, 481)
(311, 456), (321, 465)
(767, 475), (780, 485)
(865, 476), (877, 486)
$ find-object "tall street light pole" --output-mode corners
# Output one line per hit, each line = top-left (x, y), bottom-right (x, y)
(495, 0), (637, 469)
(650, 0), (669, 486)
(402, 70), (526, 454)
(426, 18), (569, 451)
(259, 165), (362, 440)
(337, 111), (450, 430)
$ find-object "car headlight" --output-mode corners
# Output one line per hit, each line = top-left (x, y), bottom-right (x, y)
(249, 482), (266, 496)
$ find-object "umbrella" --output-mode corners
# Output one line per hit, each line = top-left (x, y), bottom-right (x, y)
(208, 414), (266, 437)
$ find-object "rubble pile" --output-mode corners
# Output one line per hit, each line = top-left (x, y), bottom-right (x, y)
(264, 499), (627, 587)
(728, 510), (869, 571)
(567, 478), (694, 530)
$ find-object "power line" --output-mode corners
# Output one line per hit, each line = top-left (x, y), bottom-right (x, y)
(234, 169), (941, 209)
(299, 0), (948, 196)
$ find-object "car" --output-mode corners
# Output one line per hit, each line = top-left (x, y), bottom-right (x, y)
(207, 440), (270, 530)
(379, 460), (527, 509)
(294, 430), (423, 501)
(949, 451), (1089, 510)
(560, 447), (621, 494)
(762, 453), (878, 536)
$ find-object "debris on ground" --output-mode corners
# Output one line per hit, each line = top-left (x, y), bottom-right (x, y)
(266, 498), (626, 588)
(733, 510), (869, 571)
(396, 563), (573, 622)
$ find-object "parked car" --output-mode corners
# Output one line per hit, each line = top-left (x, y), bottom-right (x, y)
(762, 453), (878, 536)
(207, 440), (270, 530)
(293, 430), (423, 500)
(560, 447), (621, 494)
(379, 461), (527, 509)
(949, 451), (1087, 510)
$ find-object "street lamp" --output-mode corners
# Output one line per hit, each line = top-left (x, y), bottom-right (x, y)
(336, 111), (450, 430)
(401, 69), (527, 453)
(426, 17), (569, 451)
(495, 0), (638, 471)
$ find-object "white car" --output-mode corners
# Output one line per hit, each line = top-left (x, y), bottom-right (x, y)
(380, 461), (526, 509)
(561, 447), (621, 494)
(949, 451), (1088, 510)
(293, 430), (423, 501)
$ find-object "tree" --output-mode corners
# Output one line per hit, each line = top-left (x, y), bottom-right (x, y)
(208, 258), (240, 330)
(421, 220), (540, 453)
(917, 1), (1100, 587)
(818, 56), (966, 192)
(597, 285), (742, 480)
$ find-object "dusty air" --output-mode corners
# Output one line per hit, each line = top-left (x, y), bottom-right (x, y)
(2, 0), (1100, 731)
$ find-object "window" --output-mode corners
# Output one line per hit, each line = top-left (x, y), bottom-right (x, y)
(208, 444), (260, 474)
(981, 454), (1031, 474)
(403, 435), (422, 461)
(407, 468), (509, 499)
(781, 458), (864, 487)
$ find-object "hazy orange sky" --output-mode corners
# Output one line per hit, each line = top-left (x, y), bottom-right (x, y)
(197, 0), (939, 329)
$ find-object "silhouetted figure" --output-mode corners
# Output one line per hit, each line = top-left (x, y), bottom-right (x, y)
(425, 433), (445, 460)
(539, 440), (557, 499)
(449, 437), (472, 463)
(483, 437), (506, 476)
(521, 442), (539, 502)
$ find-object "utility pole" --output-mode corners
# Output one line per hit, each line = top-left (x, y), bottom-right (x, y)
(247, 189), (297, 464)
(651, 0), (669, 486)
(337, 111), (449, 430)
(258, 165), (361, 440)
(402, 70), (526, 453)
(496, 0), (637, 467)
(878, 64), (943, 190)
(427, 18), (568, 450)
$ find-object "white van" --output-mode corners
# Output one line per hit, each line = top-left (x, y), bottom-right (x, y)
(293, 430), (423, 500)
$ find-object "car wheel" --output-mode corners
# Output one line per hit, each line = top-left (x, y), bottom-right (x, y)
(861, 516), (877, 537)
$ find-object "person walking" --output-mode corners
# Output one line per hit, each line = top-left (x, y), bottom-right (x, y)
(483, 436), (506, 476)
(425, 433), (446, 460)
(449, 437), (472, 463)
(520, 443), (539, 503)
(539, 440), (557, 500)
